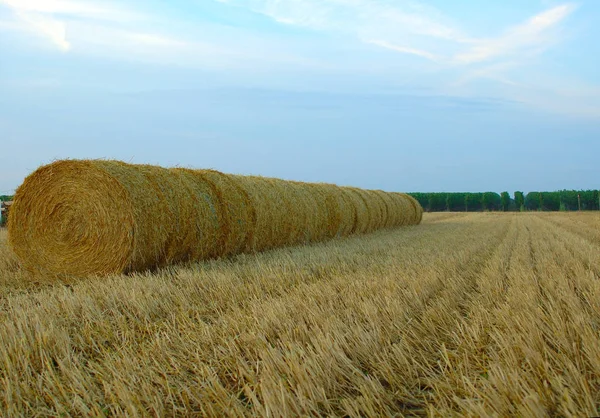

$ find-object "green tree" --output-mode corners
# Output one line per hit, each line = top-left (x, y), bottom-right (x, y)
(500, 192), (510, 212)
(525, 192), (541, 211)
(540, 192), (560, 211)
(465, 193), (483, 212)
(559, 190), (578, 211)
(446, 193), (465, 211)
(482, 192), (501, 211)
(427, 193), (446, 212)
(514, 191), (525, 211)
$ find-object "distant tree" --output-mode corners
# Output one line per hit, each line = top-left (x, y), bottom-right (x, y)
(514, 191), (525, 211)
(559, 190), (578, 211)
(482, 192), (501, 211)
(580, 190), (599, 210)
(540, 192), (560, 211)
(465, 193), (483, 212)
(525, 192), (541, 211)
(446, 193), (465, 211)
(500, 192), (510, 212)
(428, 193), (446, 212)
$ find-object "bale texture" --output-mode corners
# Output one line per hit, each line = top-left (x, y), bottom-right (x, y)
(8, 160), (423, 278)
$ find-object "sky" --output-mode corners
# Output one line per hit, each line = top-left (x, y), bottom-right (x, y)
(1, 0), (599, 194)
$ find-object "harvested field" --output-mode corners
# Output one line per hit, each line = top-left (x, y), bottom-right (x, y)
(1, 212), (600, 416)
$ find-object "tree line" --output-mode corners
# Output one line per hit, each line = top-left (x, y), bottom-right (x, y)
(409, 190), (600, 212)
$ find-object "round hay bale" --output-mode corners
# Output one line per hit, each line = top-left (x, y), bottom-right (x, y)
(350, 188), (380, 233)
(295, 182), (329, 243)
(363, 189), (386, 231)
(341, 188), (370, 234)
(305, 183), (340, 240)
(199, 170), (255, 256)
(320, 184), (354, 238)
(372, 190), (395, 228)
(170, 168), (222, 261)
(400, 193), (423, 224)
(9, 160), (134, 277)
(231, 175), (291, 252)
(264, 178), (300, 248)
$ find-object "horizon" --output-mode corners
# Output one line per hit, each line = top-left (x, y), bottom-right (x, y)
(2, 0), (599, 195)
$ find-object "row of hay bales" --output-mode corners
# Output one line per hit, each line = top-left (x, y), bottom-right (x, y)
(8, 160), (423, 278)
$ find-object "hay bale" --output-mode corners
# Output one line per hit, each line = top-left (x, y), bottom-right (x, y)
(230, 175), (298, 252)
(9, 160), (134, 277)
(320, 184), (354, 238)
(401, 193), (423, 224)
(373, 190), (395, 228)
(8, 159), (422, 278)
(198, 170), (255, 256)
(363, 189), (386, 231)
(350, 188), (381, 233)
(341, 188), (370, 234)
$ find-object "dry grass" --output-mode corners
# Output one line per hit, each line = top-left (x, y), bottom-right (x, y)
(1, 212), (600, 417)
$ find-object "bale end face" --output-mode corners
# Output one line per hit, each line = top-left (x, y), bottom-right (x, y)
(8, 160), (135, 278)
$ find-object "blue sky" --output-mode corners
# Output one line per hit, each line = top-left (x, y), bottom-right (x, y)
(1, 0), (599, 194)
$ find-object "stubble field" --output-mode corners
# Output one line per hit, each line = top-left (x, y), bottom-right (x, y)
(1, 212), (599, 417)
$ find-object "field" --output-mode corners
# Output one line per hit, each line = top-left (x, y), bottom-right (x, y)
(1, 212), (600, 417)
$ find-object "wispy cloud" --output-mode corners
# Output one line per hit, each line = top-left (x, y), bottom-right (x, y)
(0, 0), (142, 51)
(12, 8), (70, 51)
(0, 0), (328, 70)
(222, 0), (466, 42)
(216, 0), (590, 117)
(365, 40), (439, 62)
(223, 0), (575, 67)
(0, 0), (141, 22)
(454, 4), (576, 64)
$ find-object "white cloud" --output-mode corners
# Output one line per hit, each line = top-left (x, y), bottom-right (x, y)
(225, 0), (575, 70)
(226, 0), (466, 42)
(218, 0), (593, 117)
(0, 0), (144, 51)
(365, 39), (439, 61)
(12, 9), (70, 51)
(454, 4), (576, 64)
(0, 0), (324, 70)
(0, 0), (141, 21)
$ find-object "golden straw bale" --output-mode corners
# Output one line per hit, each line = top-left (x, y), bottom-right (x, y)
(230, 175), (290, 252)
(401, 193), (423, 224)
(297, 183), (329, 243)
(338, 188), (359, 234)
(169, 168), (222, 261)
(386, 193), (404, 226)
(305, 184), (339, 240)
(132, 164), (187, 267)
(321, 184), (354, 237)
(9, 160), (135, 277)
(271, 179), (314, 246)
(392, 192), (409, 226)
(341, 188), (370, 234)
(351, 188), (380, 232)
(364, 189), (387, 230)
(373, 190), (396, 228)
(198, 170), (255, 256)
(276, 181), (309, 245)
(286, 182), (317, 244)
